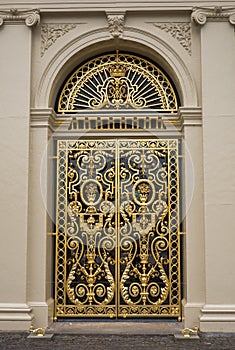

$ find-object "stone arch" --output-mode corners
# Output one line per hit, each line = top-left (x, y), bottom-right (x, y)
(35, 27), (198, 109)
(31, 24), (201, 325)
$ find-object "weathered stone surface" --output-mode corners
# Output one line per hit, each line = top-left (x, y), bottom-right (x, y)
(0, 332), (235, 350)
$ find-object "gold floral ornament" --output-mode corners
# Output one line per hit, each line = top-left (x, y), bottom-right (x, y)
(85, 183), (98, 203)
(137, 183), (150, 204)
(57, 51), (178, 112)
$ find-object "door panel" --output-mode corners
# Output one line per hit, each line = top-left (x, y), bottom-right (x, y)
(55, 139), (180, 318)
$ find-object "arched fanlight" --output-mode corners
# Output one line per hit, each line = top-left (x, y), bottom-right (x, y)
(56, 51), (179, 113)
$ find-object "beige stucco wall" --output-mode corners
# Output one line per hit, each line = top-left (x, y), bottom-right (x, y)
(0, 1), (235, 332)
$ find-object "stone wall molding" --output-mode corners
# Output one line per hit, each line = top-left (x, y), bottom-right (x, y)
(0, 303), (32, 322)
(106, 12), (125, 38)
(192, 6), (235, 25)
(201, 304), (235, 321)
(0, 8), (40, 27)
(200, 304), (235, 332)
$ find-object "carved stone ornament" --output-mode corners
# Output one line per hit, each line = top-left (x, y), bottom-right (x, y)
(41, 24), (77, 57)
(154, 23), (191, 55)
(107, 14), (125, 38)
(0, 8), (40, 27)
(191, 6), (235, 25)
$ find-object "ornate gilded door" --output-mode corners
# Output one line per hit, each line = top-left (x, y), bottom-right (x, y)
(55, 138), (180, 318)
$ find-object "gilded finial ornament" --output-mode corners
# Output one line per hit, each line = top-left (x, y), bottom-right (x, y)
(182, 326), (199, 338)
(29, 326), (46, 337)
(109, 50), (126, 77)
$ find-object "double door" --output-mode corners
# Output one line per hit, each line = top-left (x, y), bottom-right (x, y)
(55, 138), (180, 318)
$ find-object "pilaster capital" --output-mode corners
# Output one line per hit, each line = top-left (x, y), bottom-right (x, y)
(0, 8), (40, 27)
(191, 6), (235, 25)
(106, 11), (126, 38)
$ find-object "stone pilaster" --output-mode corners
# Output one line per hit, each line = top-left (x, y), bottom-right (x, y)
(0, 9), (40, 330)
(27, 108), (57, 328)
(179, 107), (205, 328)
(193, 14), (235, 332)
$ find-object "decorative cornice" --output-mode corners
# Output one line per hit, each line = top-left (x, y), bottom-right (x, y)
(178, 107), (202, 129)
(0, 9), (40, 27)
(41, 23), (77, 57)
(106, 12), (125, 38)
(30, 108), (57, 131)
(191, 7), (235, 25)
(30, 108), (71, 132)
(153, 23), (191, 55)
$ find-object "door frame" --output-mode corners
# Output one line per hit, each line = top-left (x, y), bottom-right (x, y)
(53, 120), (183, 319)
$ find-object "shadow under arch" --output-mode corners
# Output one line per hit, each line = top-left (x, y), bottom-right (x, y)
(35, 27), (198, 109)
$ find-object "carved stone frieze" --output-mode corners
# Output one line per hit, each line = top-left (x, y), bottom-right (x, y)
(106, 14), (125, 38)
(154, 23), (191, 55)
(41, 24), (77, 57)
(0, 8), (40, 27)
(192, 6), (235, 25)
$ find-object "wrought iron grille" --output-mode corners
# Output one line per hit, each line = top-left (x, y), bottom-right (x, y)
(55, 139), (180, 318)
(57, 51), (178, 113)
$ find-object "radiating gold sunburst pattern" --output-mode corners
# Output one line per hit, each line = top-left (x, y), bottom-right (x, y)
(57, 52), (178, 112)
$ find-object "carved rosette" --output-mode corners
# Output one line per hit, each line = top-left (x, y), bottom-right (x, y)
(0, 9), (40, 27)
(107, 14), (125, 38)
(154, 23), (191, 55)
(41, 24), (77, 57)
(192, 6), (235, 25)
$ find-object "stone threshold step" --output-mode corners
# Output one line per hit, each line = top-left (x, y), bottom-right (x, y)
(48, 321), (183, 335)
